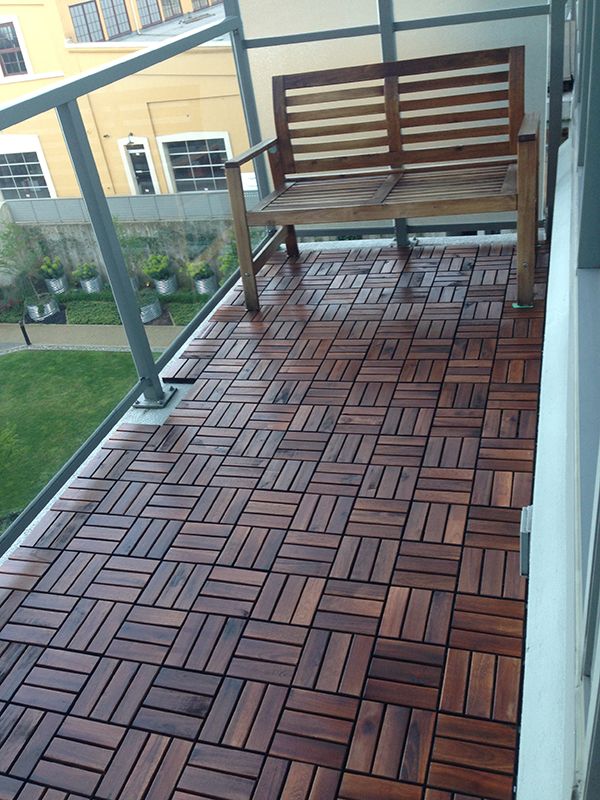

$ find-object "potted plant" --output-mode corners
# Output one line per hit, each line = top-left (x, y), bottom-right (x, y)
(39, 256), (68, 295)
(186, 260), (218, 295)
(25, 292), (59, 322)
(137, 288), (162, 324)
(141, 253), (177, 296)
(73, 262), (103, 294)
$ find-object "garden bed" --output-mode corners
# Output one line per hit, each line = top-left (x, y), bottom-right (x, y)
(0, 287), (208, 327)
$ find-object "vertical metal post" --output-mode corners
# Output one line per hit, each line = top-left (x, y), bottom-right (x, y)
(578, 0), (594, 166)
(546, 0), (567, 239)
(578, 0), (600, 269)
(377, 0), (408, 246)
(56, 100), (174, 407)
(223, 0), (270, 199)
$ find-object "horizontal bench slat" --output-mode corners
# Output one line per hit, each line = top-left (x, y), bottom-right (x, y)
(286, 85), (384, 106)
(401, 124), (510, 145)
(287, 103), (386, 123)
(401, 89), (510, 112)
(401, 141), (512, 164)
(281, 48), (512, 89)
(398, 70), (509, 95)
(292, 135), (391, 154)
(289, 119), (388, 138)
(400, 107), (508, 128)
(293, 152), (403, 173)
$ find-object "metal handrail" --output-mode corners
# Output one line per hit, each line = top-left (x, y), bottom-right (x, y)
(0, 17), (239, 130)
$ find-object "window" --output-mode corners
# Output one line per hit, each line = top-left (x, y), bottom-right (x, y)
(164, 137), (228, 192)
(99, 0), (131, 38)
(192, 0), (224, 8)
(136, 0), (162, 27)
(69, 2), (104, 42)
(0, 22), (26, 76)
(161, 0), (182, 19)
(124, 143), (156, 194)
(0, 152), (50, 199)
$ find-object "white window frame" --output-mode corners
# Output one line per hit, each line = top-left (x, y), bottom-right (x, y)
(117, 135), (161, 196)
(0, 16), (34, 81)
(0, 134), (56, 199)
(156, 131), (232, 194)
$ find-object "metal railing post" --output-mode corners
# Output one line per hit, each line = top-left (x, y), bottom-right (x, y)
(56, 100), (175, 408)
(377, 0), (408, 246)
(546, 0), (567, 239)
(577, 0), (600, 269)
(223, 0), (270, 199)
(577, 0), (594, 166)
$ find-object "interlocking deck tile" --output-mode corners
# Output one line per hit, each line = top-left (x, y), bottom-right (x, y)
(0, 242), (547, 798)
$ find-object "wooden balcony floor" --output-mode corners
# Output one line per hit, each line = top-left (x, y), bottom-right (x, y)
(0, 243), (547, 800)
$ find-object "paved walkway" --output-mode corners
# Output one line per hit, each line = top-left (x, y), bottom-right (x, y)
(0, 322), (183, 351)
(0, 243), (546, 799)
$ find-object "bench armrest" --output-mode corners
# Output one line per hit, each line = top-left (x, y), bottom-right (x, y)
(518, 113), (539, 143)
(225, 137), (279, 169)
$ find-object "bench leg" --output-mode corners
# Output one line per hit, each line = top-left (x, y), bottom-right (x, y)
(236, 229), (260, 313)
(285, 225), (300, 258)
(394, 218), (409, 247)
(515, 138), (538, 308)
(226, 165), (260, 312)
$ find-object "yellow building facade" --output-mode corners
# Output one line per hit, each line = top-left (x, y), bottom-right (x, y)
(0, 0), (252, 200)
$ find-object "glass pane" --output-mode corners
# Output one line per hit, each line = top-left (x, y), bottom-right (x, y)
(70, 2), (105, 42)
(208, 139), (226, 152)
(100, 0), (131, 38)
(0, 151), (50, 201)
(166, 142), (187, 155)
(136, 0), (161, 27)
(161, 0), (182, 19)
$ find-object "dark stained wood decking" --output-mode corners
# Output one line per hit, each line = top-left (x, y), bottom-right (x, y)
(0, 243), (546, 799)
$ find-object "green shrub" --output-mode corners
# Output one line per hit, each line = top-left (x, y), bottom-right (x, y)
(217, 241), (239, 282)
(39, 256), (63, 279)
(160, 290), (199, 304)
(185, 260), (213, 281)
(167, 301), (205, 326)
(137, 289), (160, 306)
(73, 263), (99, 281)
(0, 305), (22, 323)
(61, 288), (114, 303)
(141, 254), (171, 280)
(66, 301), (120, 325)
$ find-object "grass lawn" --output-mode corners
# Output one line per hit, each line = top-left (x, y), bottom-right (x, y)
(0, 350), (139, 529)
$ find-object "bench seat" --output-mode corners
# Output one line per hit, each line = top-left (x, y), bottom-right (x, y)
(247, 163), (517, 226)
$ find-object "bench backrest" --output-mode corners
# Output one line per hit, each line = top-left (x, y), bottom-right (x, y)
(272, 46), (525, 177)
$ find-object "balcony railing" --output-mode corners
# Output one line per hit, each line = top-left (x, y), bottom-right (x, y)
(0, 0), (566, 554)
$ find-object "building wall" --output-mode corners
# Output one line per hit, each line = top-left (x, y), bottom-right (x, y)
(0, 0), (249, 199)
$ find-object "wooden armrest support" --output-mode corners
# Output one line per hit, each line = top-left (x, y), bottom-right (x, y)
(225, 137), (279, 169)
(518, 113), (539, 143)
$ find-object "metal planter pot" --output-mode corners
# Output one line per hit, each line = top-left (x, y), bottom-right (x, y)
(79, 275), (103, 294)
(194, 274), (218, 296)
(44, 275), (68, 295)
(153, 275), (177, 296)
(139, 299), (162, 324)
(26, 296), (59, 322)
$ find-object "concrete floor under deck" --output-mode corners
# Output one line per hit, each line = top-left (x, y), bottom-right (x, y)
(0, 242), (547, 799)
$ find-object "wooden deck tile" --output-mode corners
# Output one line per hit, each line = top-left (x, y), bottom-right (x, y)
(0, 242), (547, 798)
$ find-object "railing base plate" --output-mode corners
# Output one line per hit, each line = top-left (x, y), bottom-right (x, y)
(133, 384), (177, 409)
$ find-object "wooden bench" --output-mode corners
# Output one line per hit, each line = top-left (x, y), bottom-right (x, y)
(225, 46), (539, 311)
